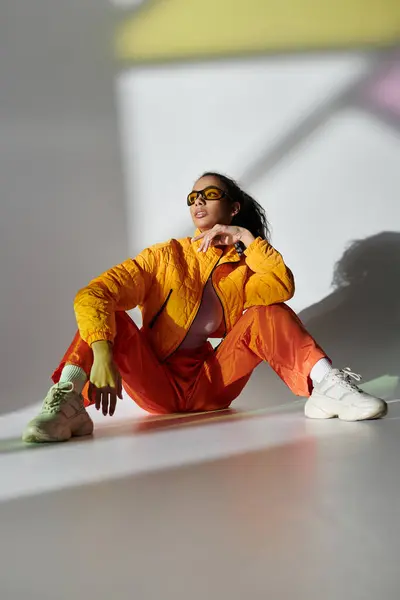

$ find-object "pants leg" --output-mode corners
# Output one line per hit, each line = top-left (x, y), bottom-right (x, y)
(52, 312), (180, 414)
(187, 304), (327, 412)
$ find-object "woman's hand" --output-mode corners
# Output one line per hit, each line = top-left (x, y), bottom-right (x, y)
(192, 225), (255, 252)
(89, 341), (123, 416)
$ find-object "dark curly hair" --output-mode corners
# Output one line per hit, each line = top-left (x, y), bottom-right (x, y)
(201, 172), (270, 242)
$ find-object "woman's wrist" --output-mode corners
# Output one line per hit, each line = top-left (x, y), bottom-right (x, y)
(92, 340), (113, 359)
(238, 228), (255, 248)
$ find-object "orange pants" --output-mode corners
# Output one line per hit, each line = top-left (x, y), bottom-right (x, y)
(52, 304), (326, 414)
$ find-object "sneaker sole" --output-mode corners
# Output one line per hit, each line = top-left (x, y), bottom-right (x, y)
(22, 420), (94, 444)
(304, 399), (388, 421)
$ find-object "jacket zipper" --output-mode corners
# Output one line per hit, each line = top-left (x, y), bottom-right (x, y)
(148, 289), (173, 329)
(162, 254), (240, 361)
(210, 271), (227, 339)
(161, 261), (220, 361)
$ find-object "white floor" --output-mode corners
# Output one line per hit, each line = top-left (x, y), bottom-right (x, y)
(1, 378), (400, 600)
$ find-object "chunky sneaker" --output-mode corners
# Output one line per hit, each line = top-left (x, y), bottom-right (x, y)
(22, 382), (94, 443)
(305, 367), (388, 421)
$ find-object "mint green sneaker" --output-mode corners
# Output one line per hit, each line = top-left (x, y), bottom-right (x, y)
(22, 382), (94, 443)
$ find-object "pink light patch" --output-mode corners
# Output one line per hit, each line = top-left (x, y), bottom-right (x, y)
(366, 62), (400, 117)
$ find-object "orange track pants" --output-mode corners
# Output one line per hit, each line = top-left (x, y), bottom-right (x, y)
(52, 304), (327, 414)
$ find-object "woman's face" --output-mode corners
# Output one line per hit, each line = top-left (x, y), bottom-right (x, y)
(189, 175), (239, 231)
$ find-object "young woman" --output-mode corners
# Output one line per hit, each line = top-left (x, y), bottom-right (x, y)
(23, 173), (387, 442)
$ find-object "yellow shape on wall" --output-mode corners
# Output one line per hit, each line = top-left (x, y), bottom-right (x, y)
(116, 0), (400, 63)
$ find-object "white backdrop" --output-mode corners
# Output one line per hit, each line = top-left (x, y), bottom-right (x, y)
(117, 50), (400, 399)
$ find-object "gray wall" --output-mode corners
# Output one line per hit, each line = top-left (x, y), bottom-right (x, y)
(0, 1), (128, 414)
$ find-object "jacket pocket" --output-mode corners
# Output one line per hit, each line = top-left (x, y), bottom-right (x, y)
(148, 289), (173, 329)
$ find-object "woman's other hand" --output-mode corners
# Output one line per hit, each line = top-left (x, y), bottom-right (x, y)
(89, 341), (123, 416)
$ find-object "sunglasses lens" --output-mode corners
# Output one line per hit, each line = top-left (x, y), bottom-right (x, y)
(204, 187), (223, 200)
(187, 193), (197, 206)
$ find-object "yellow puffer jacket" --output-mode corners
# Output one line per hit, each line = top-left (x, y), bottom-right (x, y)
(74, 234), (295, 361)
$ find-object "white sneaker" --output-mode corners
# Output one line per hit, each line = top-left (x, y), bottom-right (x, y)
(305, 368), (388, 421)
(22, 382), (94, 443)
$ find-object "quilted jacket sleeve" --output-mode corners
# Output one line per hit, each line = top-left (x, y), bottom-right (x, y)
(243, 237), (295, 307)
(74, 247), (157, 346)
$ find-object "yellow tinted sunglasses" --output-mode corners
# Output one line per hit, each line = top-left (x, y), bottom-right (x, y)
(187, 186), (228, 206)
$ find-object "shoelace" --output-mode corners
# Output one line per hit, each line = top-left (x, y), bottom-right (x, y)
(335, 367), (363, 392)
(42, 384), (73, 414)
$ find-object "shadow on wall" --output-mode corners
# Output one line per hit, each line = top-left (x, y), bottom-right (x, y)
(237, 230), (400, 409)
(299, 231), (400, 399)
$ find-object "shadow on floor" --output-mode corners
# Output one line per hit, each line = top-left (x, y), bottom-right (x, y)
(0, 402), (302, 454)
(93, 401), (300, 438)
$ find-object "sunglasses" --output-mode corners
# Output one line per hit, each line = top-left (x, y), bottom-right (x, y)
(187, 186), (228, 206)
